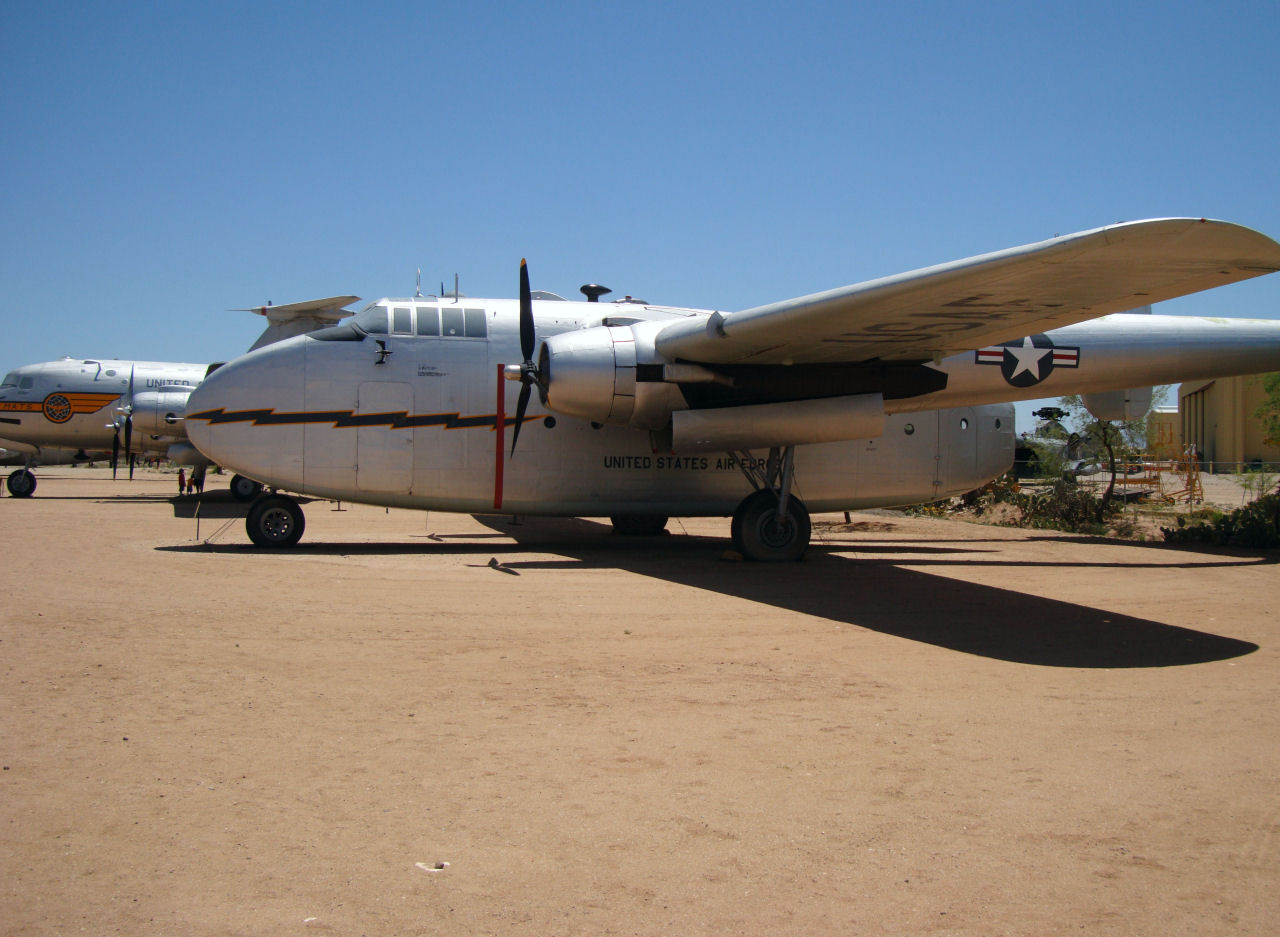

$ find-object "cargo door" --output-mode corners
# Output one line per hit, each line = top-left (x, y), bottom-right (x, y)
(356, 381), (413, 493)
(935, 407), (978, 495)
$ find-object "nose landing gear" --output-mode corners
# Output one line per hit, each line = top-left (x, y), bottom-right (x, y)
(245, 493), (306, 548)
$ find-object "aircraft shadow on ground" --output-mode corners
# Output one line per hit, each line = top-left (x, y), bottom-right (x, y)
(4, 492), (177, 503)
(163, 515), (1265, 668)
(465, 516), (1261, 669)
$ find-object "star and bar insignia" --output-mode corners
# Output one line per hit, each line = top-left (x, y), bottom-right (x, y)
(975, 334), (1080, 388)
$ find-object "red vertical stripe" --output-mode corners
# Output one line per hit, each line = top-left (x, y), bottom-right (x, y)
(493, 364), (506, 510)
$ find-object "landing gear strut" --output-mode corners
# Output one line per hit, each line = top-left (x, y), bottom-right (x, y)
(729, 446), (810, 562)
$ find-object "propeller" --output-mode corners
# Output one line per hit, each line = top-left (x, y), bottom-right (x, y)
(506, 259), (545, 456)
(111, 366), (136, 480)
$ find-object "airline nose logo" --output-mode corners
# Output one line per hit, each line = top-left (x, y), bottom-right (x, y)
(37, 392), (122, 423)
(43, 394), (73, 423)
(975, 334), (1080, 387)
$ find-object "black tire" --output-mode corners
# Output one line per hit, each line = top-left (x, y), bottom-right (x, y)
(7, 469), (36, 498)
(610, 514), (669, 536)
(731, 489), (811, 562)
(245, 494), (306, 548)
(229, 474), (264, 502)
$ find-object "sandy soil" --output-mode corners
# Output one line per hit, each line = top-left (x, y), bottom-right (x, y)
(2, 467), (1278, 936)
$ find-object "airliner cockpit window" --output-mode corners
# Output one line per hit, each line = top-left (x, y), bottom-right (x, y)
(1, 372), (17, 388)
(353, 304), (389, 334)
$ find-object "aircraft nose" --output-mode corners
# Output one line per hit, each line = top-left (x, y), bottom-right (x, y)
(186, 338), (307, 488)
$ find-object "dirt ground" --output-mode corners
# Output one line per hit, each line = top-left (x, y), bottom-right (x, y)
(2, 467), (1278, 936)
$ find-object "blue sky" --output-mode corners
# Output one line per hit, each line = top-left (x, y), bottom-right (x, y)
(3, 1), (1279, 431)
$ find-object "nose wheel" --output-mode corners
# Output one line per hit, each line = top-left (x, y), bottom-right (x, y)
(728, 446), (811, 562)
(245, 494), (306, 548)
(6, 468), (36, 498)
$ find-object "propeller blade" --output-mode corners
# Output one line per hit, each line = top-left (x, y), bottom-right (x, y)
(519, 259), (534, 364)
(111, 429), (120, 479)
(511, 381), (531, 457)
(124, 414), (133, 480)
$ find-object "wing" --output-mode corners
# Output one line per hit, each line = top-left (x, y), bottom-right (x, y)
(654, 218), (1280, 365)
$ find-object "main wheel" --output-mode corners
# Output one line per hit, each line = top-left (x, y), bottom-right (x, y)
(610, 514), (669, 536)
(229, 474), (264, 502)
(7, 469), (36, 498)
(731, 489), (811, 562)
(245, 494), (306, 548)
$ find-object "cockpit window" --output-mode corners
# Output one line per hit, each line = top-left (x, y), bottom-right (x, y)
(438, 307), (488, 338)
(441, 307), (464, 337)
(354, 304), (388, 334)
(391, 307), (413, 335)
(416, 307), (440, 335)
(1, 372), (17, 388)
(354, 302), (487, 339)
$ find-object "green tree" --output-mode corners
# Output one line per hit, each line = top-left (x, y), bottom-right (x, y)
(1252, 372), (1280, 447)
(1056, 387), (1170, 522)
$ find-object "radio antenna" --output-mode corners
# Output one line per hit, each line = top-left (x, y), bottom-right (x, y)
(415, 268), (423, 298)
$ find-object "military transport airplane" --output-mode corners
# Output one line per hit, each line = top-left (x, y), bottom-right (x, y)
(0, 296), (355, 497)
(183, 218), (1280, 561)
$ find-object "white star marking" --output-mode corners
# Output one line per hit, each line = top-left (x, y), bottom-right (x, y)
(1005, 336), (1051, 380)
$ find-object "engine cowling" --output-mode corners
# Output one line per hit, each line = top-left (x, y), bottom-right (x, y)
(541, 325), (639, 425)
(129, 389), (192, 435)
(538, 322), (893, 450)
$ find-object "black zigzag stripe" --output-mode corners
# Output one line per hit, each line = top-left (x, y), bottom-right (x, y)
(187, 407), (534, 430)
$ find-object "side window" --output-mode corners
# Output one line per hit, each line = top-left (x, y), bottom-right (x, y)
(20, 377), (34, 390)
(463, 308), (487, 338)
(441, 308), (464, 337)
(391, 307), (413, 335)
(416, 306), (440, 336)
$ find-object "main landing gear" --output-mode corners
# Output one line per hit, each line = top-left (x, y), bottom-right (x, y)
(245, 493), (306, 548)
(6, 468), (36, 498)
(728, 445), (811, 562)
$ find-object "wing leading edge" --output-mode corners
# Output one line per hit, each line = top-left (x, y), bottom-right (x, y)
(654, 218), (1280, 366)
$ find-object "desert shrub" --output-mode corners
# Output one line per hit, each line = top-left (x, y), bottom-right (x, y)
(1015, 478), (1118, 534)
(1162, 493), (1280, 548)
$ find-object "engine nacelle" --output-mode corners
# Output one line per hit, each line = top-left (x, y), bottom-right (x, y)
(130, 389), (192, 435)
(542, 325), (639, 425)
(1082, 387), (1153, 422)
(672, 393), (886, 452)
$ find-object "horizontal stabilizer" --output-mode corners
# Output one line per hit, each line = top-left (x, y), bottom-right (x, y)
(237, 296), (361, 351)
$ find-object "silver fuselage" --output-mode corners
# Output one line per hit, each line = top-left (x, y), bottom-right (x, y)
(185, 300), (1280, 517)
